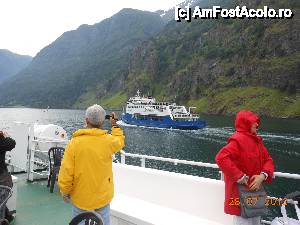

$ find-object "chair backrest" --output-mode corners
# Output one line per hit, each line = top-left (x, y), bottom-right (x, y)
(0, 185), (12, 219)
(69, 211), (104, 225)
(48, 147), (65, 169)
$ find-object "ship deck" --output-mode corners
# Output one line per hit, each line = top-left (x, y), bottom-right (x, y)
(11, 174), (71, 225)
(8, 162), (300, 225)
(9, 163), (233, 225)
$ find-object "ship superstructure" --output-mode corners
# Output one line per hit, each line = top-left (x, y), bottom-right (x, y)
(121, 90), (206, 130)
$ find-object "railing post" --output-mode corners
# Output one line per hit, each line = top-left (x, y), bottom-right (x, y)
(112, 154), (118, 163)
(174, 159), (178, 165)
(141, 158), (145, 167)
(121, 153), (126, 164)
(219, 171), (224, 181)
(7, 155), (14, 173)
(27, 143), (36, 182)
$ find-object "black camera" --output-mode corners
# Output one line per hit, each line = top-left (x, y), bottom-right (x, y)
(105, 115), (119, 121)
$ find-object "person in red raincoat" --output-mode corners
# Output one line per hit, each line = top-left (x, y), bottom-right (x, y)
(215, 110), (274, 225)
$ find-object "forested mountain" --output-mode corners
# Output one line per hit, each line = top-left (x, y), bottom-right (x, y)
(0, 50), (32, 84)
(0, 0), (299, 117)
(123, 0), (300, 117)
(0, 9), (164, 108)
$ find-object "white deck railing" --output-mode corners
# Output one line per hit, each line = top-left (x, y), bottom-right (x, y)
(26, 142), (300, 181)
(26, 139), (68, 181)
(119, 150), (300, 180)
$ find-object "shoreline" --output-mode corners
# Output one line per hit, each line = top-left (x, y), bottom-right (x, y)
(0, 106), (299, 120)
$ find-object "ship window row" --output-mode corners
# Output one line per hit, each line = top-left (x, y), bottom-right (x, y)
(128, 106), (167, 110)
(134, 115), (163, 121)
(140, 103), (168, 105)
(128, 102), (170, 106)
(128, 106), (145, 109)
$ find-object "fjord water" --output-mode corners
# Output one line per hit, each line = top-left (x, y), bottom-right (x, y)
(0, 108), (299, 220)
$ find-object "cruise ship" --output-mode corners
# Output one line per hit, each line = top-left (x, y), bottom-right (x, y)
(121, 91), (207, 130)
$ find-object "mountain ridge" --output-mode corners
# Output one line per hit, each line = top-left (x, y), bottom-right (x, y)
(0, 49), (32, 84)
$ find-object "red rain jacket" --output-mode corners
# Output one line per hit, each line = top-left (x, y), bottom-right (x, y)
(215, 110), (274, 216)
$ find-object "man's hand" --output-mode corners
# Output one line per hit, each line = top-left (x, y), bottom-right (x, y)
(0, 131), (9, 138)
(62, 194), (71, 203)
(110, 112), (118, 127)
(2, 131), (9, 138)
(249, 174), (265, 191)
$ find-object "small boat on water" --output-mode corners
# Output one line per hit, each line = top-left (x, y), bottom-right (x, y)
(121, 90), (207, 130)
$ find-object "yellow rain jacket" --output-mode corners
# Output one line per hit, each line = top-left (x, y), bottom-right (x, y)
(58, 127), (125, 210)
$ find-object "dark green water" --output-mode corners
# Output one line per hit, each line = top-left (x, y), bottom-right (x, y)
(0, 108), (299, 221)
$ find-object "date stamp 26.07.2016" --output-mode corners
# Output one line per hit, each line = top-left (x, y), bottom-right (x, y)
(229, 197), (288, 206)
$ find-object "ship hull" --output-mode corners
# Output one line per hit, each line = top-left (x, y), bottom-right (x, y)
(121, 113), (206, 130)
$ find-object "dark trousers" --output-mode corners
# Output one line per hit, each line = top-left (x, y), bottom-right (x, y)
(0, 170), (13, 222)
(0, 170), (13, 188)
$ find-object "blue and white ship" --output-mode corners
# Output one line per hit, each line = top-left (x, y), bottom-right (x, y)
(121, 90), (207, 130)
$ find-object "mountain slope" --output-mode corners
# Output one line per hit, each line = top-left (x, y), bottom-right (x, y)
(118, 0), (300, 117)
(0, 50), (32, 83)
(0, 9), (164, 108)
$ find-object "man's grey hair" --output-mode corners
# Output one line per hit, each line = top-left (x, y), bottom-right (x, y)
(85, 104), (106, 126)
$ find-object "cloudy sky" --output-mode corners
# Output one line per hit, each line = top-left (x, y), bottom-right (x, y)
(0, 0), (182, 57)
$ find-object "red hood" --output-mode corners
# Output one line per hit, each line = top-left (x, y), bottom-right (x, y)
(234, 110), (260, 133)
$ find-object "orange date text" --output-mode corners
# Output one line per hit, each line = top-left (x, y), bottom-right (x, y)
(228, 197), (288, 206)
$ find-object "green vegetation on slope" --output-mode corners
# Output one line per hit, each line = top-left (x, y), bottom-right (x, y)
(188, 87), (300, 118)
(100, 92), (128, 109)
(74, 91), (127, 110)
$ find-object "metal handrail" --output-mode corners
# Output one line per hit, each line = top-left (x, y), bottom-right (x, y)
(120, 150), (219, 168)
(119, 150), (300, 180)
(273, 171), (300, 179)
(32, 139), (68, 144)
(26, 139), (67, 181)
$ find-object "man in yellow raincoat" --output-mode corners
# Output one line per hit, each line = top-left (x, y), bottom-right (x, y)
(58, 104), (125, 225)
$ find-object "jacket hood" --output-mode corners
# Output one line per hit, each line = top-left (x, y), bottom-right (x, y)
(234, 110), (260, 133)
(73, 128), (107, 138)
